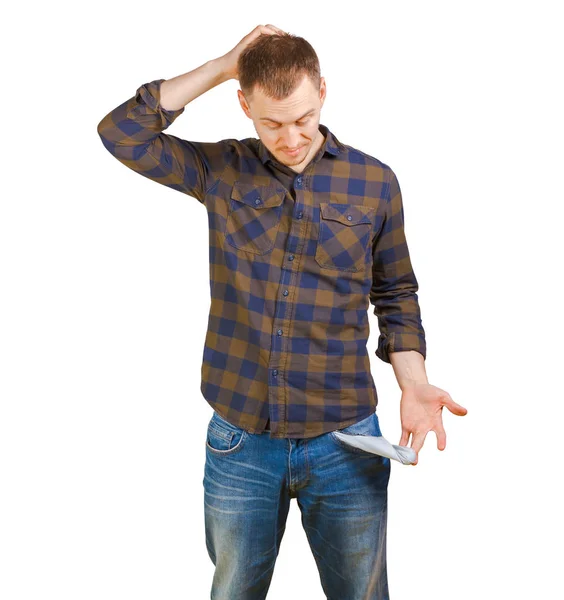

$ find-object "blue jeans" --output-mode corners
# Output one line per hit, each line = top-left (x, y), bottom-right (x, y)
(202, 409), (391, 599)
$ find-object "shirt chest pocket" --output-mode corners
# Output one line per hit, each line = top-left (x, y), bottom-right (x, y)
(315, 202), (379, 272)
(225, 181), (286, 255)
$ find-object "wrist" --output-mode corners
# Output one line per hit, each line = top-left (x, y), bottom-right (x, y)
(389, 350), (428, 391)
(399, 378), (429, 392)
(211, 55), (235, 83)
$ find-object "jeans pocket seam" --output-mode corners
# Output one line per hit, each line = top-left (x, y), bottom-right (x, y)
(206, 431), (248, 456)
(208, 422), (232, 442)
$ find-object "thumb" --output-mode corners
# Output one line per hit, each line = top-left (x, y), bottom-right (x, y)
(443, 393), (468, 416)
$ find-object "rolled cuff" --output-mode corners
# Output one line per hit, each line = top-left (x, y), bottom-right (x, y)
(125, 78), (185, 127)
(376, 332), (427, 364)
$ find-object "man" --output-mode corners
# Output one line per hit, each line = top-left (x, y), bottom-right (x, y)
(97, 24), (467, 600)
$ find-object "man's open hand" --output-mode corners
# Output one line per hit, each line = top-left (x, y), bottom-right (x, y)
(220, 24), (286, 81)
(399, 383), (467, 465)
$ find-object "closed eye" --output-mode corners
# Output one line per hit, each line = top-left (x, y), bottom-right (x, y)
(267, 118), (310, 130)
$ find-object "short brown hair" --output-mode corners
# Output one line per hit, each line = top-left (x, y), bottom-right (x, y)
(237, 32), (321, 102)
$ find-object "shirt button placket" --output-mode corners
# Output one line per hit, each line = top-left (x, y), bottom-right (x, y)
(271, 172), (306, 435)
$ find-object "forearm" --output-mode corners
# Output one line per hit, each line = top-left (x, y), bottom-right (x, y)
(389, 350), (428, 390)
(97, 61), (232, 200)
(371, 167), (427, 364)
(160, 57), (232, 111)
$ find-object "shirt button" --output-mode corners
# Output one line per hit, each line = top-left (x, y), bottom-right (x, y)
(347, 214), (352, 221)
(277, 329), (283, 336)
(296, 176), (302, 186)
(297, 211), (303, 219)
(283, 289), (289, 296)
(255, 197), (261, 205)
(288, 254), (294, 261)
(273, 369), (278, 376)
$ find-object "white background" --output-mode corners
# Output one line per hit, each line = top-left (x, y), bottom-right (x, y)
(1, 1), (562, 598)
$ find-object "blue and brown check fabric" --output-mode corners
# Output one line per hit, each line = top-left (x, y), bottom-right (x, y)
(97, 78), (427, 439)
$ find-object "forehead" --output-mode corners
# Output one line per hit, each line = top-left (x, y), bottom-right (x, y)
(253, 76), (319, 123)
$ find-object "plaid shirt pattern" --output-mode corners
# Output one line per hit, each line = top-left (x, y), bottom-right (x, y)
(97, 78), (426, 438)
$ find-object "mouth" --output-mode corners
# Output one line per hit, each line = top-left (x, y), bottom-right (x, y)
(282, 146), (304, 157)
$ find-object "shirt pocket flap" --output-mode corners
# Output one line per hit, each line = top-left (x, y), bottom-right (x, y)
(319, 202), (377, 226)
(231, 181), (286, 209)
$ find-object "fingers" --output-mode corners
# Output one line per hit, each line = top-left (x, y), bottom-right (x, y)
(410, 430), (427, 457)
(257, 24), (285, 37)
(245, 25), (281, 47)
(399, 429), (424, 465)
(408, 430), (429, 466)
(399, 428), (410, 447)
(399, 427), (416, 464)
(264, 24), (286, 34)
(435, 422), (447, 451)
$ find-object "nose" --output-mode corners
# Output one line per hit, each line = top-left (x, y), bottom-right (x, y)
(284, 138), (302, 150)
(282, 129), (304, 150)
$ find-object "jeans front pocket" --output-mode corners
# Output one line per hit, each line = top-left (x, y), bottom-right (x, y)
(225, 181), (286, 255)
(206, 410), (249, 456)
(329, 411), (382, 454)
(315, 202), (378, 272)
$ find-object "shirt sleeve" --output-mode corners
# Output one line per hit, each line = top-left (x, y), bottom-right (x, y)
(96, 78), (231, 204)
(370, 167), (427, 363)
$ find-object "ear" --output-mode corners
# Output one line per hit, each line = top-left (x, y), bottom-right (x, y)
(237, 90), (251, 118)
(319, 77), (327, 105)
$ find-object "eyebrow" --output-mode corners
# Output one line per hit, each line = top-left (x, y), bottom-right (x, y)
(259, 109), (316, 125)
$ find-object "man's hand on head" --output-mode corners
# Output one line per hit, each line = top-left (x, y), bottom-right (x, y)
(219, 24), (286, 81)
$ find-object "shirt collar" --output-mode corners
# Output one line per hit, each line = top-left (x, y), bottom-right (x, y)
(257, 122), (343, 165)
